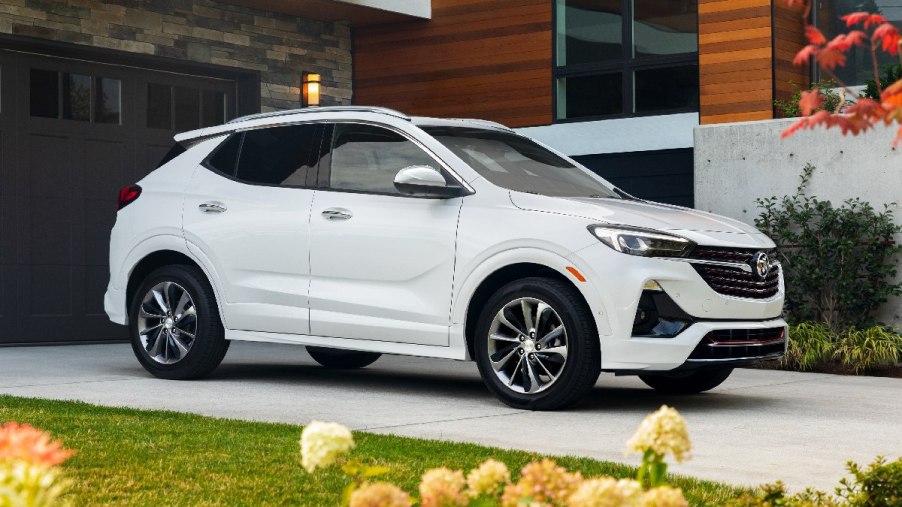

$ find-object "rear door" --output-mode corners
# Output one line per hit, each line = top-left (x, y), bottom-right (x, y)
(182, 123), (326, 335)
(308, 123), (462, 346)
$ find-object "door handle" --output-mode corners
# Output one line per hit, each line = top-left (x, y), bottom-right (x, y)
(199, 201), (227, 214)
(321, 208), (352, 221)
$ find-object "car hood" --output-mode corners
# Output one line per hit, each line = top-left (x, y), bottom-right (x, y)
(509, 192), (775, 248)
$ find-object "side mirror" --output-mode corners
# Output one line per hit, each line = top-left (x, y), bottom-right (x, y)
(393, 165), (467, 198)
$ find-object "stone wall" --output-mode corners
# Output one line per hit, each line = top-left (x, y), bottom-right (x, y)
(695, 118), (902, 323)
(0, 0), (352, 110)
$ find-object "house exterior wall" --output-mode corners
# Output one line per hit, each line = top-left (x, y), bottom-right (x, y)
(773, 0), (810, 103)
(698, 0), (774, 125)
(0, 0), (352, 110)
(354, 0), (552, 128)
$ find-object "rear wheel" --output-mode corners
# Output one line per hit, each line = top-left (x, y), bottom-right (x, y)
(307, 347), (381, 369)
(639, 367), (733, 394)
(129, 265), (229, 380)
(474, 277), (600, 411)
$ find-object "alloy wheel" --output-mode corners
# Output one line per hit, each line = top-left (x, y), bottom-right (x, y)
(486, 297), (569, 394)
(137, 281), (198, 365)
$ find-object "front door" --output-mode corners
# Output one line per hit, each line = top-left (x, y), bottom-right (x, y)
(183, 123), (327, 335)
(309, 123), (462, 346)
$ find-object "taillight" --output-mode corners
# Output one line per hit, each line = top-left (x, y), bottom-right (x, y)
(117, 184), (142, 210)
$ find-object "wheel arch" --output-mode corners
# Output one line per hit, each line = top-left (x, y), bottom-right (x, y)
(126, 250), (207, 314)
(461, 259), (608, 361)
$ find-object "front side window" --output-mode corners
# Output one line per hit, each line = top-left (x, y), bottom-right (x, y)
(554, 0), (699, 120)
(424, 127), (619, 199)
(814, 0), (902, 86)
(234, 124), (326, 186)
(328, 124), (438, 194)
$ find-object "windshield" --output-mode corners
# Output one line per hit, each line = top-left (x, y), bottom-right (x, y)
(423, 126), (619, 199)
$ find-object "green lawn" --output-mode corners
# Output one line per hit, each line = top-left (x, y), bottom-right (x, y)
(0, 395), (744, 506)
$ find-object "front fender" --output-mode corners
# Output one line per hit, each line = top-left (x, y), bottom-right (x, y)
(451, 247), (613, 351)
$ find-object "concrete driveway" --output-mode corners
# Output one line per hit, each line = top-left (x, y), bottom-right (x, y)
(0, 341), (899, 492)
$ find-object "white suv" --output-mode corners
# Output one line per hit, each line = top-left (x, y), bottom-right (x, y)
(105, 106), (786, 410)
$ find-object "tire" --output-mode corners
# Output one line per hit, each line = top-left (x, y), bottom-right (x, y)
(128, 264), (229, 380)
(474, 277), (600, 411)
(306, 347), (381, 369)
(639, 367), (733, 394)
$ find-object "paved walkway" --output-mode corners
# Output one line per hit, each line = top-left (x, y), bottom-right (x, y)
(1, 341), (899, 492)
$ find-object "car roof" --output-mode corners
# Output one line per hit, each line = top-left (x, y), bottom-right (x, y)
(173, 106), (514, 144)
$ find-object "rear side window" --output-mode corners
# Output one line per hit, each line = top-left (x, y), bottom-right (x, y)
(329, 124), (437, 194)
(156, 142), (186, 169)
(235, 124), (326, 186)
(206, 134), (242, 176)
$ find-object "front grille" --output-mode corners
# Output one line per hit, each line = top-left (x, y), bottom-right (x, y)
(688, 327), (786, 361)
(690, 247), (780, 299)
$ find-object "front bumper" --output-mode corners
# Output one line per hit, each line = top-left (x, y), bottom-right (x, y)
(567, 242), (786, 371)
(601, 318), (787, 371)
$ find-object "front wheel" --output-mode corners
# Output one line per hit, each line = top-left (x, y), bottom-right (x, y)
(474, 277), (600, 411)
(306, 347), (381, 369)
(129, 265), (229, 380)
(639, 367), (733, 394)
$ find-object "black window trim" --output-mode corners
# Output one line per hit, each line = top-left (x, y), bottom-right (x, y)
(552, 0), (701, 123)
(199, 122), (329, 189)
(316, 120), (475, 199)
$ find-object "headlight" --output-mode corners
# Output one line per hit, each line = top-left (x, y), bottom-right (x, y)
(588, 225), (694, 258)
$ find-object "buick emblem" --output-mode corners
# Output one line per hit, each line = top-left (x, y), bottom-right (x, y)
(751, 252), (770, 280)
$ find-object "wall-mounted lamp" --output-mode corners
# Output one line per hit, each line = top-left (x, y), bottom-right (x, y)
(302, 72), (321, 107)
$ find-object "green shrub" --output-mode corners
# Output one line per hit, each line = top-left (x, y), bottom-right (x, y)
(727, 457), (902, 507)
(863, 64), (902, 101)
(756, 164), (902, 332)
(774, 80), (843, 118)
(834, 327), (902, 373)
(783, 322), (836, 371)
(839, 457), (902, 507)
(784, 323), (902, 373)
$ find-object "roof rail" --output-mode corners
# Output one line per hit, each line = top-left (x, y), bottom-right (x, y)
(455, 118), (515, 132)
(227, 106), (411, 124)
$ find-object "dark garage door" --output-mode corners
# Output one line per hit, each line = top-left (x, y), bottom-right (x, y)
(0, 47), (244, 344)
(574, 148), (694, 208)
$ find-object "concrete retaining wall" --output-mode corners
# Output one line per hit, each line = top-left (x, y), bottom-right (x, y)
(694, 117), (902, 323)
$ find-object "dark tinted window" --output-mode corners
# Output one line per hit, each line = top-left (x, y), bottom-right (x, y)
(147, 83), (172, 129)
(157, 143), (187, 169)
(425, 127), (619, 199)
(207, 134), (243, 176)
(30, 69), (59, 118)
(558, 73), (623, 118)
(236, 124), (325, 186)
(95, 77), (121, 124)
(62, 73), (91, 121)
(174, 86), (200, 132)
(329, 124), (436, 194)
(634, 65), (698, 113)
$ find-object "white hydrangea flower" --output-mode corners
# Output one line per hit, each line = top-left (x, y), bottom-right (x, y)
(626, 405), (691, 463)
(299, 421), (355, 473)
(566, 477), (643, 507)
(639, 486), (688, 507)
(466, 459), (510, 497)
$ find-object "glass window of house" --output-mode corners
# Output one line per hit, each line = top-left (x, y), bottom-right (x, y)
(633, 1), (699, 58)
(554, 0), (699, 121)
(556, 0), (623, 66)
(815, 0), (902, 86)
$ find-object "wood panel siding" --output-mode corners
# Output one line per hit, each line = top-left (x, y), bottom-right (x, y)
(354, 0), (552, 127)
(773, 0), (810, 110)
(699, 0), (774, 124)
